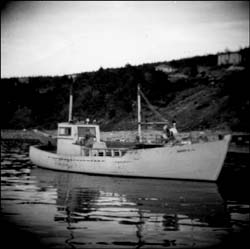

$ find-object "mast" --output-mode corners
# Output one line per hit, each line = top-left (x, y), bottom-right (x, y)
(68, 84), (73, 122)
(137, 84), (142, 143)
(68, 75), (75, 122)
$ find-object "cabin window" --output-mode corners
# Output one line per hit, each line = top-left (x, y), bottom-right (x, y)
(98, 151), (104, 157)
(106, 150), (112, 157)
(114, 150), (120, 157)
(59, 127), (72, 136)
(78, 127), (96, 138)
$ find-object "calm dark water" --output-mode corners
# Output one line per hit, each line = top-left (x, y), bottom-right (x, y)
(1, 140), (249, 249)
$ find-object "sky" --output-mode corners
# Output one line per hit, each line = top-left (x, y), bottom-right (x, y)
(1, 1), (249, 78)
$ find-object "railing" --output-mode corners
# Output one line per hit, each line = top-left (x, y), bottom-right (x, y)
(81, 147), (128, 157)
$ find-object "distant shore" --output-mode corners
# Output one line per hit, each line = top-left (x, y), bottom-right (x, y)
(1, 129), (249, 154)
(1, 129), (162, 142)
(1, 128), (248, 140)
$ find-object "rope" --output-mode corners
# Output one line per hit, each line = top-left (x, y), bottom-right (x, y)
(139, 88), (170, 125)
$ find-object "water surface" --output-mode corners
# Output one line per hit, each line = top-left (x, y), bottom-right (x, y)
(1, 140), (249, 248)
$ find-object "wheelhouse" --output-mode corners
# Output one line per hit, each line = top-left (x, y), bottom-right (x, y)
(57, 122), (101, 155)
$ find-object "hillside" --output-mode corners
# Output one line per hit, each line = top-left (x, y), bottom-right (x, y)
(1, 48), (249, 132)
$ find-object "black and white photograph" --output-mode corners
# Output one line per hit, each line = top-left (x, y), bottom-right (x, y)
(1, 1), (249, 248)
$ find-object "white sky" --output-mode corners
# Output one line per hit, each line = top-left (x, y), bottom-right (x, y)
(1, 1), (249, 78)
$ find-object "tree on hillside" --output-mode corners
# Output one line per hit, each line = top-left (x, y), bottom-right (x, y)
(9, 106), (32, 129)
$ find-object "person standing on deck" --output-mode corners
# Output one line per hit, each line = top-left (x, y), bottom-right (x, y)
(169, 120), (178, 137)
(162, 121), (178, 143)
(162, 124), (171, 143)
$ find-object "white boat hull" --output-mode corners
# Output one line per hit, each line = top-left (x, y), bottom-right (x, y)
(29, 135), (231, 181)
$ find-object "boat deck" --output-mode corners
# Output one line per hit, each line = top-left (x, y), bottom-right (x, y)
(37, 140), (165, 158)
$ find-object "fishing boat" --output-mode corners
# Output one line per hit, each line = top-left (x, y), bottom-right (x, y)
(29, 84), (231, 181)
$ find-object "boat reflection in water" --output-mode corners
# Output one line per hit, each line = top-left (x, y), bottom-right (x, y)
(31, 168), (236, 248)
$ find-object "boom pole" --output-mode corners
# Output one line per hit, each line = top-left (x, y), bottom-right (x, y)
(137, 84), (142, 143)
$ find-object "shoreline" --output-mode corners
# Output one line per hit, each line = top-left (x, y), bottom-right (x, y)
(2, 128), (249, 144)
(2, 128), (249, 138)
(1, 128), (235, 140)
(1, 130), (249, 154)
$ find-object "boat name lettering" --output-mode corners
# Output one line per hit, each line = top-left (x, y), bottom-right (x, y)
(114, 161), (130, 164)
(177, 148), (195, 153)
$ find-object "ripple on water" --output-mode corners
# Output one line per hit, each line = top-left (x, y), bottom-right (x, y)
(1, 140), (250, 248)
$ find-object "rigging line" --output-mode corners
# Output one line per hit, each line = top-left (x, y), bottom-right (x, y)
(139, 88), (170, 124)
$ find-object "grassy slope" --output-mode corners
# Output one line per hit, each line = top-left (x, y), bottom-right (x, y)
(111, 66), (249, 132)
